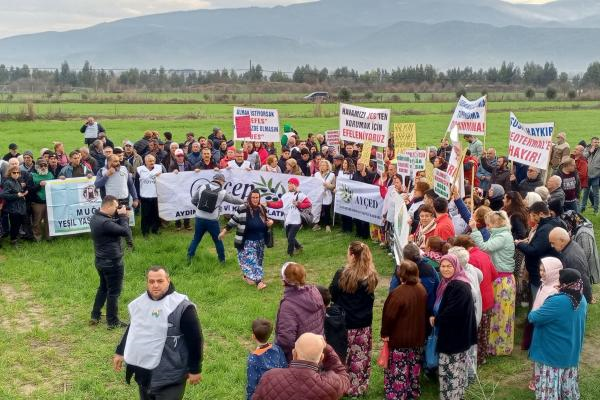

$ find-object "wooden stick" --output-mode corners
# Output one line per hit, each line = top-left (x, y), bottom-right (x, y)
(471, 162), (476, 213)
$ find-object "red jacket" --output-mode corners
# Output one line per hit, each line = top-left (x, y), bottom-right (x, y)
(433, 214), (455, 241)
(574, 156), (589, 188)
(468, 247), (498, 312)
(252, 345), (349, 400)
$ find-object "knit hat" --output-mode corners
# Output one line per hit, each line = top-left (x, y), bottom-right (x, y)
(23, 150), (33, 158)
(288, 177), (300, 186)
(489, 184), (505, 200)
(213, 173), (226, 182)
(283, 124), (292, 133)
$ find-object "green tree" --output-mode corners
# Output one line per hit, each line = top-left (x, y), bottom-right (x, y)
(545, 86), (557, 100)
(338, 87), (352, 102)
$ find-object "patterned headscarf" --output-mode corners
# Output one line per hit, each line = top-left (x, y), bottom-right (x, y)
(434, 254), (471, 306)
(557, 269), (584, 309)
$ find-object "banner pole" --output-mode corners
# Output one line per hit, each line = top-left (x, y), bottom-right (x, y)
(471, 163), (476, 213)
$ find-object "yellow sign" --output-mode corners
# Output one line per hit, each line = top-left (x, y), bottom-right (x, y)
(425, 159), (434, 186)
(393, 123), (417, 154)
(359, 140), (373, 166)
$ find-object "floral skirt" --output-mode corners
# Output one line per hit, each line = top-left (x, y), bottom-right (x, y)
(477, 310), (491, 366)
(439, 351), (468, 400)
(488, 275), (515, 356)
(346, 326), (373, 397)
(384, 347), (422, 400)
(534, 362), (580, 400)
(237, 239), (265, 283)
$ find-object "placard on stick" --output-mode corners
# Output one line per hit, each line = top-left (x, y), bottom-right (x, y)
(393, 123), (416, 154)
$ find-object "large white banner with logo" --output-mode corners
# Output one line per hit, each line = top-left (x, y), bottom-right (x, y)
(333, 176), (385, 226)
(156, 170), (324, 221)
(46, 177), (101, 236)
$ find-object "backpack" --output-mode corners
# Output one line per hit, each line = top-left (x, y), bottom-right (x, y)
(196, 184), (220, 213)
(560, 210), (587, 236)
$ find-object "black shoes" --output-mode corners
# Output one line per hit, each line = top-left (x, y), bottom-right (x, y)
(107, 321), (128, 330)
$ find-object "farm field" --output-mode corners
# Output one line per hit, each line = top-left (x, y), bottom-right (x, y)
(0, 97), (599, 399)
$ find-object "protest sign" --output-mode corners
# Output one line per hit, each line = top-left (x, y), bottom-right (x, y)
(156, 170), (324, 222)
(508, 112), (553, 170)
(233, 106), (280, 142)
(396, 154), (411, 181)
(392, 199), (410, 265)
(339, 103), (390, 147)
(45, 177), (134, 236)
(393, 123), (416, 154)
(447, 95), (487, 136)
(405, 149), (427, 177)
(334, 178), (384, 226)
(359, 140), (373, 166)
(325, 129), (340, 154)
(375, 151), (385, 174)
(433, 168), (452, 199)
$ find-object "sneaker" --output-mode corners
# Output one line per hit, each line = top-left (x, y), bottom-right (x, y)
(107, 321), (128, 330)
(185, 226), (193, 231)
(89, 318), (100, 326)
(312, 225), (321, 231)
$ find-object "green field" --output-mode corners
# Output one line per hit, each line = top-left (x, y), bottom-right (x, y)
(0, 98), (599, 399)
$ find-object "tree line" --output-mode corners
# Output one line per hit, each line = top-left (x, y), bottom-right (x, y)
(2, 60), (600, 92)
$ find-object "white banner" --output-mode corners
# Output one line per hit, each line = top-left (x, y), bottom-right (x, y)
(334, 177), (384, 225)
(392, 200), (410, 265)
(447, 95), (487, 136)
(156, 170), (324, 221)
(446, 130), (465, 198)
(233, 106), (280, 142)
(508, 112), (553, 170)
(339, 103), (390, 147)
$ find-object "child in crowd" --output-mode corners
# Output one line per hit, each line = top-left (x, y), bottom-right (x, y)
(423, 236), (450, 270)
(317, 285), (348, 362)
(246, 318), (287, 400)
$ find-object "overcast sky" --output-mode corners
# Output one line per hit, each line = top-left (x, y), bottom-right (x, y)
(0, 0), (554, 39)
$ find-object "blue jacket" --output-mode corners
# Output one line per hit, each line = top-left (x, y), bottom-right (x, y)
(389, 259), (439, 315)
(528, 294), (587, 369)
(246, 344), (287, 400)
(476, 159), (496, 192)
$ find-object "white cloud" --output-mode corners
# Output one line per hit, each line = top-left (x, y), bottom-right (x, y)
(0, 0), (311, 38)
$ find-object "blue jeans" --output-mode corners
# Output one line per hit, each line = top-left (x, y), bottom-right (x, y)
(187, 218), (225, 262)
(582, 176), (599, 212)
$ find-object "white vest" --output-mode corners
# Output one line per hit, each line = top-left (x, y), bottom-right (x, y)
(84, 123), (99, 139)
(124, 291), (188, 369)
(104, 166), (129, 199)
(228, 160), (250, 169)
(137, 164), (162, 198)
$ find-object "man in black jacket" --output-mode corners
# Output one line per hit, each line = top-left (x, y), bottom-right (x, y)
(549, 227), (594, 304)
(515, 201), (562, 304)
(113, 266), (203, 400)
(89, 195), (131, 329)
(511, 166), (543, 198)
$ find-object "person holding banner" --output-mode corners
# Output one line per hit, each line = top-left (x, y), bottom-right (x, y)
(313, 160), (335, 232)
(338, 159), (356, 233)
(136, 154), (165, 237)
(464, 135), (483, 159)
(353, 161), (375, 240)
(260, 155), (282, 174)
(329, 241), (378, 397)
(29, 158), (55, 242)
(187, 173), (244, 264)
(550, 132), (570, 173)
(219, 189), (273, 291)
(267, 178), (312, 257)
(0, 165), (28, 246)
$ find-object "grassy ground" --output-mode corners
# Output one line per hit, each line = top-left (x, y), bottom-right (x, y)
(0, 99), (599, 399)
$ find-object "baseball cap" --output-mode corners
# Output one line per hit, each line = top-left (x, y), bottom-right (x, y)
(8, 143), (17, 150)
(288, 177), (300, 186)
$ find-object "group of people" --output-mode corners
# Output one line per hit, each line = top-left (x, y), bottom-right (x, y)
(0, 117), (597, 400)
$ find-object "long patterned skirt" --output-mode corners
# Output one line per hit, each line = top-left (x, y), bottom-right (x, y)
(534, 362), (580, 400)
(237, 239), (265, 283)
(439, 351), (468, 400)
(384, 347), (423, 400)
(477, 310), (492, 366)
(513, 249), (527, 304)
(346, 326), (373, 397)
(488, 275), (516, 356)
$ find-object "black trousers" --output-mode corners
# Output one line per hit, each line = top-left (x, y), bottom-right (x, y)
(285, 224), (302, 256)
(84, 138), (96, 145)
(355, 219), (370, 239)
(140, 197), (160, 235)
(320, 203), (332, 226)
(91, 258), (124, 325)
(117, 198), (134, 246)
(8, 212), (24, 241)
(341, 215), (353, 232)
(139, 380), (187, 400)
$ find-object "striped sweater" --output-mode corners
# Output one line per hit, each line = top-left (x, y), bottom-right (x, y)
(225, 204), (268, 250)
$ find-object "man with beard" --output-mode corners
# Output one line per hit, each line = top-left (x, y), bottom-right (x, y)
(124, 141), (143, 172)
(79, 146), (99, 173)
(59, 150), (93, 179)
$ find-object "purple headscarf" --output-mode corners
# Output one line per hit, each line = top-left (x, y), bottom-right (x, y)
(435, 254), (471, 306)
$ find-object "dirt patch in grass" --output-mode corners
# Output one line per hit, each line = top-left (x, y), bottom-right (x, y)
(0, 284), (53, 333)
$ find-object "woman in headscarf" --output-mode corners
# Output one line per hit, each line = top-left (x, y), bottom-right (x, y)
(274, 262), (325, 361)
(219, 189), (273, 290)
(488, 184), (505, 211)
(528, 269), (587, 400)
(431, 254), (478, 400)
(381, 260), (427, 400)
(329, 241), (379, 397)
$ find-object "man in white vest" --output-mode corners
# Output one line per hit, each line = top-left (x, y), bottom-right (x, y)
(113, 266), (203, 400)
(136, 154), (166, 237)
(80, 117), (106, 146)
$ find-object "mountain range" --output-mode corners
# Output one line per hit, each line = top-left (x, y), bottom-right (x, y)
(0, 0), (599, 72)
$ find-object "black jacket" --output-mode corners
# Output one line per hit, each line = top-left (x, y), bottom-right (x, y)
(90, 210), (130, 260)
(435, 280), (478, 354)
(559, 241), (593, 303)
(512, 176), (543, 198)
(516, 216), (562, 287)
(329, 269), (375, 329)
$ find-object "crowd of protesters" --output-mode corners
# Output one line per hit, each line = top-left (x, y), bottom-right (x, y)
(0, 117), (597, 400)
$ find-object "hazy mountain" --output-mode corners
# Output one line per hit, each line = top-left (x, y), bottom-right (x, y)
(0, 0), (599, 71)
